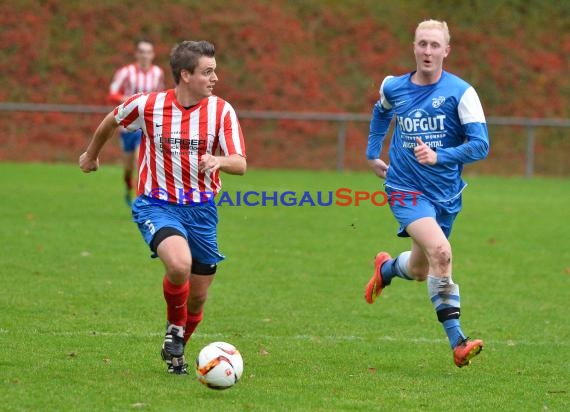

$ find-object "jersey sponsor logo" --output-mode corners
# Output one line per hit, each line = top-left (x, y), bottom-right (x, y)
(397, 109), (445, 133)
(432, 96), (446, 108)
(398, 109), (447, 149)
(155, 132), (212, 155)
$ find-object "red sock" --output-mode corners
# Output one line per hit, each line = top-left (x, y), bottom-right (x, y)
(184, 311), (203, 343)
(163, 276), (189, 327)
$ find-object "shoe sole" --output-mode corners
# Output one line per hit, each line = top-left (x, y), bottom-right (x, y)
(364, 252), (391, 304)
(456, 342), (483, 367)
(168, 364), (189, 375)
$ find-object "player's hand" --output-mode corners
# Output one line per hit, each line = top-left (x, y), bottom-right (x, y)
(199, 153), (220, 173)
(367, 158), (389, 179)
(414, 137), (437, 165)
(79, 152), (100, 173)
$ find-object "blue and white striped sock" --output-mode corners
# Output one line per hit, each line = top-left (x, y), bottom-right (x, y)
(380, 251), (414, 285)
(428, 275), (466, 348)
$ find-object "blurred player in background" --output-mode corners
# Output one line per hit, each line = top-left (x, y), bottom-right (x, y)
(364, 20), (489, 367)
(109, 40), (165, 206)
(80, 40), (247, 374)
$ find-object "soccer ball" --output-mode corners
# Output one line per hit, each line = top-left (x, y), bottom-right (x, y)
(195, 341), (243, 389)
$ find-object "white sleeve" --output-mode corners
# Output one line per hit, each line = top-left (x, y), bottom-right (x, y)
(379, 76), (394, 110)
(458, 86), (486, 124)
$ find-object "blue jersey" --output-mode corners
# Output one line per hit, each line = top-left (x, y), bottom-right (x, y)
(366, 71), (489, 202)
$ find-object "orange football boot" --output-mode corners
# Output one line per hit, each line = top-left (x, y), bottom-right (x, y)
(364, 252), (392, 304)
(453, 338), (483, 367)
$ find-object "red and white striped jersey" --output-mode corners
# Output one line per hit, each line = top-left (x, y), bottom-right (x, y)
(114, 89), (246, 204)
(109, 64), (164, 104)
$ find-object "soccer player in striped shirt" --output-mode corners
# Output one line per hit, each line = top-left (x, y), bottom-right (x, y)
(80, 40), (246, 374)
(364, 20), (489, 367)
(109, 40), (165, 206)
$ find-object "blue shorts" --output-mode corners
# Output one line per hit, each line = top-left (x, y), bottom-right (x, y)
(386, 188), (462, 239)
(120, 129), (142, 152)
(131, 195), (225, 264)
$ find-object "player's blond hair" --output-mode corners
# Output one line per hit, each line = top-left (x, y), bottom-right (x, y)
(415, 20), (451, 44)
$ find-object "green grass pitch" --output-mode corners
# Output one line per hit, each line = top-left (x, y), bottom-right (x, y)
(1, 163), (569, 411)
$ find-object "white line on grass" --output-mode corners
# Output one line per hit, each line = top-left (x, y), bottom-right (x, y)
(1, 328), (565, 347)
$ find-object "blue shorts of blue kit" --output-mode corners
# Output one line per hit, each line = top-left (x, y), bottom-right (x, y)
(120, 129), (142, 153)
(386, 187), (462, 239)
(131, 195), (225, 264)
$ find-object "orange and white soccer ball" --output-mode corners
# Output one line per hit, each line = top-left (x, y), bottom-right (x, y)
(195, 342), (243, 389)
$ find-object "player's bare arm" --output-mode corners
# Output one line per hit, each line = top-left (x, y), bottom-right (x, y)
(79, 111), (120, 173)
(199, 153), (246, 175)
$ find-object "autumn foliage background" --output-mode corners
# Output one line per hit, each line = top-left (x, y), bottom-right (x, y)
(1, 0), (568, 175)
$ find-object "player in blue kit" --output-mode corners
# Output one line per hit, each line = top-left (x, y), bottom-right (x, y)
(364, 20), (489, 367)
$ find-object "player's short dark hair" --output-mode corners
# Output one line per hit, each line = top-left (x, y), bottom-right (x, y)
(170, 40), (215, 84)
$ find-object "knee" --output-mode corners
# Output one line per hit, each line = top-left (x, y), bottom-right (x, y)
(165, 258), (192, 284)
(404, 251), (429, 281)
(430, 243), (452, 271)
(409, 264), (429, 281)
